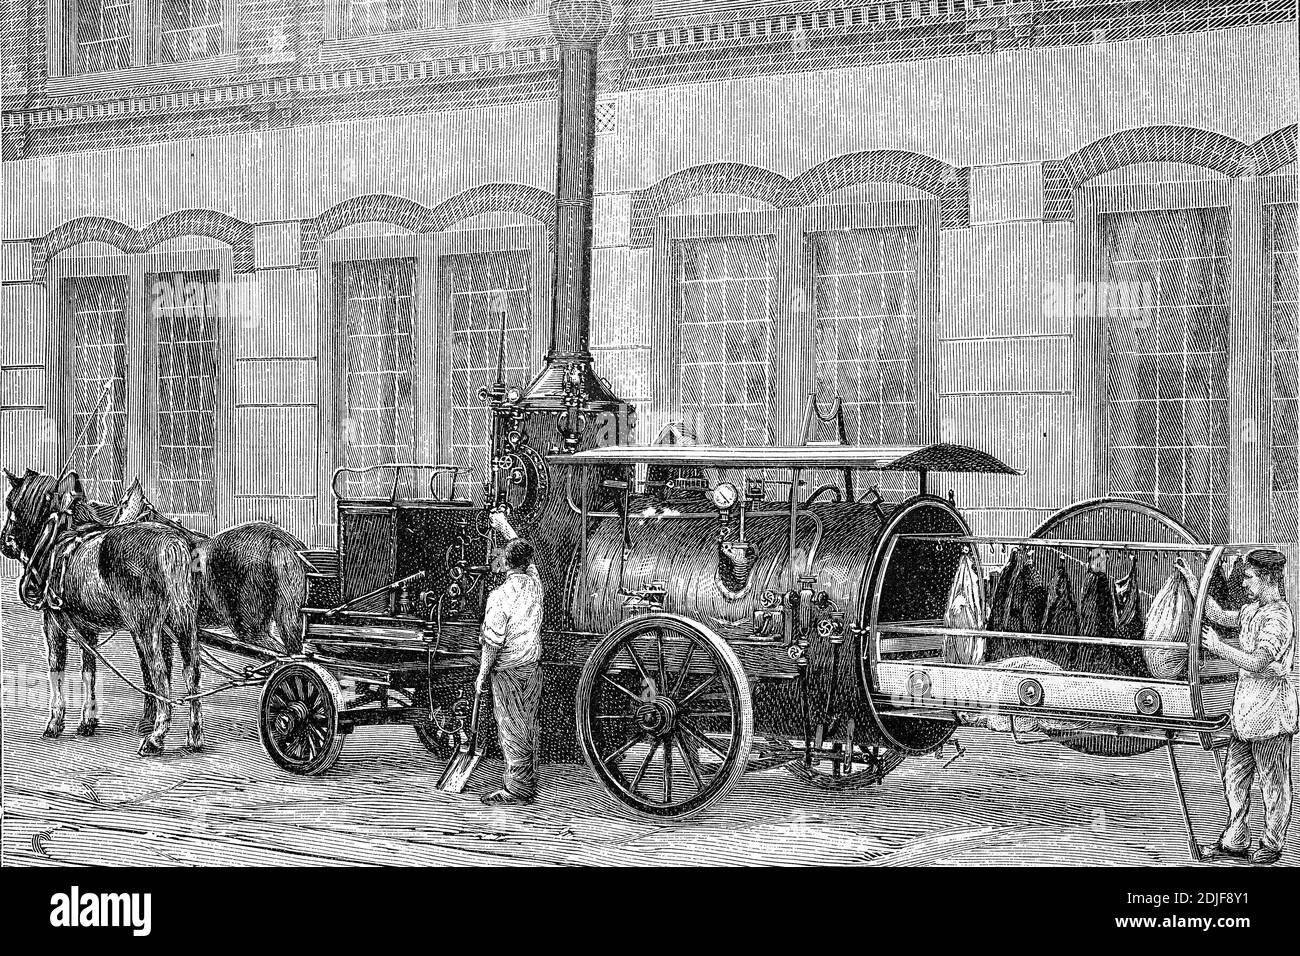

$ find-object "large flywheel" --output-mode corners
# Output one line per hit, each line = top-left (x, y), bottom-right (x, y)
(576, 614), (753, 818)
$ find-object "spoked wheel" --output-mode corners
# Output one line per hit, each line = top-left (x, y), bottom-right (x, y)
(259, 662), (346, 775)
(576, 614), (752, 819)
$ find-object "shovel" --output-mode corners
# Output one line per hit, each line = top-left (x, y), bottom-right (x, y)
(436, 686), (485, 793)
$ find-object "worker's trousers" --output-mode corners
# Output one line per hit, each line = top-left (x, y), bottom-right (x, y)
(1220, 733), (1293, 852)
(492, 663), (542, 799)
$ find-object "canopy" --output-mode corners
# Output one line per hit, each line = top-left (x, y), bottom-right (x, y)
(551, 442), (1021, 474)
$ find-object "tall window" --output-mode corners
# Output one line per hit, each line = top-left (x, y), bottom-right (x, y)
(1099, 206), (1231, 544)
(458, 0), (532, 23)
(325, 0), (543, 40)
(673, 236), (777, 446)
(340, 0), (420, 39)
(811, 226), (918, 446)
(443, 250), (532, 502)
(337, 258), (417, 494)
(75, 0), (131, 74)
(51, 0), (234, 77)
(1270, 201), (1299, 542)
(63, 276), (129, 501)
(149, 269), (219, 529)
(155, 0), (225, 64)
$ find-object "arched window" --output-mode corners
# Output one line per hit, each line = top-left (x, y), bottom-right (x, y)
(646, 182), (940, 499)
(316, 206), (551, 507)
(44, 229), (236, 532)
(1073, 153), (1297, 543)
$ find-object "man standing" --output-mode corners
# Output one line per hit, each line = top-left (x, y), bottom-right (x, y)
(476, 509), (544, 805)
(1183, 548), (1296, 865)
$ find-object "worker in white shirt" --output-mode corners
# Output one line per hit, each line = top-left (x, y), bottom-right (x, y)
(476, 509), (544, 805)
(1181, 548), (1295, 865)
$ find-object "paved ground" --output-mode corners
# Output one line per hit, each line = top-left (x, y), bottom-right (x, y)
(2, 592), (1296, 867)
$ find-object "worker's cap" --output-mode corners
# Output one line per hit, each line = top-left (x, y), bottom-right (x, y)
(1245, 548), (1287, 571)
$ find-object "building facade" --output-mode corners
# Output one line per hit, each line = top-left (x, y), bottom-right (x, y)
(1, 1), (1296, 582)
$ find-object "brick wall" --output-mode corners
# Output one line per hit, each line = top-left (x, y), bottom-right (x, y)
(1, 16), (1296, 546)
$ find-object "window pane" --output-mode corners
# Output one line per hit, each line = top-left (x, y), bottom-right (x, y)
(148, 269), (219, 530)
(76, 0), (131, 74)
(338, 258), (417, 496)
(156, 0), (225, 64)
(1101, 206), (1230, 543)
(1270, 201), (1299, 543)
(443, 249), (532, 503)
(64, 276), (129, 501)
(672, 235), (776, 447)
(809, 225), (920, 496)
(458, 0), (533, 24)
(341, 0), (420, 38)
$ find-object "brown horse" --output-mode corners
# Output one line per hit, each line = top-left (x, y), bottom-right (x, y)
(3, 468), (308, 753)
(2, 469), (201, 754)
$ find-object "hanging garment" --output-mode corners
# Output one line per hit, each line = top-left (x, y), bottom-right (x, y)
(985, 548), (1023, 632)
(1142, 570), (1195, 680)
(942, 549), (987, 664)
(985, 548), (1048, 661)
(1207, 554), (1251, 612)
(1074, 550), (1129, 675)
(1036, 564), (1081, 669)
(1113, 557), (1148, 675)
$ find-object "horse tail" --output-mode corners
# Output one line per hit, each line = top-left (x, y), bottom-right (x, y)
(268, 532), (306, 654)
(159, 535), (200, 631)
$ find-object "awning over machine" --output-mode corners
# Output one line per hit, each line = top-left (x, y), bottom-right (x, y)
(551, 442), (1021, 474)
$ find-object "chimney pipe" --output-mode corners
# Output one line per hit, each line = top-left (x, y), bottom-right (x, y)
(520, 0), (627, 439)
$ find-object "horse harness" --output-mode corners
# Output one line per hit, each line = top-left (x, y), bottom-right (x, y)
(19, 490), (113, 613)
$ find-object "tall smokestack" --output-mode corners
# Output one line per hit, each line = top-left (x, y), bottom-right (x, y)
(520, 0), (628, 449)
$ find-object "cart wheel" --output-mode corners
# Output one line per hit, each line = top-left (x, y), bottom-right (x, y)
(577, 614), (752, 819)
(259, 662), (345, 775)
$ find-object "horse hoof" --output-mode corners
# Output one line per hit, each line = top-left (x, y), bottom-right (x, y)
(43, 719), (65, 739)
(137, 737), (165, 756)
(76, 719), (100, 737)
(184, 740), (205, 753)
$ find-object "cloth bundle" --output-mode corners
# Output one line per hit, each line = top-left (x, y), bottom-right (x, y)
(1141, 570), (1195, 679)
(942, 549), (987, 664)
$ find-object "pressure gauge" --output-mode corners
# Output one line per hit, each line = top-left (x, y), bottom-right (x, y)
(711, 482), (739, 511)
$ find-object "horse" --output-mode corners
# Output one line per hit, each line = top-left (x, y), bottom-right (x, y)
(3, 467), (309, 750)
(2, 468), (202, 755)
(191, 521), (308, 656)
